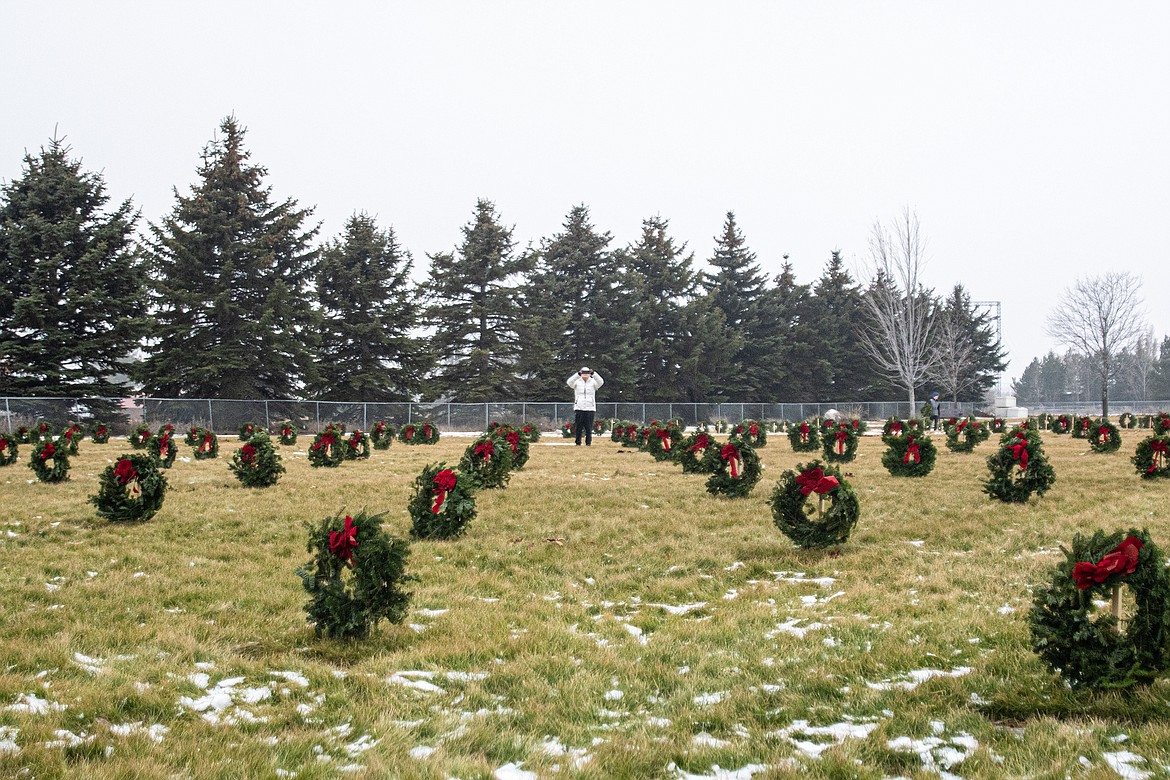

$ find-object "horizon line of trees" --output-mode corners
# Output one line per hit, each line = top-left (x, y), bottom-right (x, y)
(2, 117), (1010, 414)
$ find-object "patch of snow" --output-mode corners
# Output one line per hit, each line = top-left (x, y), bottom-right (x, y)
(344, 735), (379, 755)
(445, 671), (489, 682)
(765, 618), (827, 639)
(774, 572), (836, 587)
(109, 722), (169, 743)
(693, 691), (729, 706)
(269, 671), (309, 687)
(238, 687), (272, 704)
(693, 732), (732, 749)
(5, 693), (66, 714)
(72, 652), (105, 675)
(997, 604), (1016, 615)
(647, 602), (707, 616)
(669, 764), (773, 780)
(416, 608), (449, 617)
(409, 745), (437, 760)
(43, 729), (94, 749)
(388, 674), (446, 694)
(1103, 751), (1152, 780)
(0, 726), (18, 754)
(866, 667), (972, 691)
(624, 624), (649, 644)
(494, 762), (538, 780)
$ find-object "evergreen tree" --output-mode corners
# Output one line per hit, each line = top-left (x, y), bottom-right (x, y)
(930, 285), (1006, 403)
(1151, 337), (1170, 400)
(135, 117), (319, 398)
(424, 199), (527, 401)
(314, 213), (425, 400)
(803, 251), (876, 400)
(1012, 357), (1043, 405)
(0, 137), (146, 416)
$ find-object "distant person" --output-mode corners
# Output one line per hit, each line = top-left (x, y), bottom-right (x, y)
(567, 367), (604, 446)
(930, 391), (942, 430)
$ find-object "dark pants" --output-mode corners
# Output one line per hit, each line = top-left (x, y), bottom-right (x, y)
(574, 409), (595, 445)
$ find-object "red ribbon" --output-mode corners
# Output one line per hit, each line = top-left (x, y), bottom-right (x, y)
(656, 429), (672, 451)
(403, 426), (414, 440)
(312, 432), (336, 454)
(1009, 440), (1029, 471)
(200, 432), (213, 453)
(1149, 440), (1168, 473)
(505, 430), (521, 455)
(1097, 425), (1110, 442)
(749, 424), (759, 436)
(0, 437), (8, 452)
(688, 433), (710, 454)
(799, 422), (809, 442)
(720, 444), (741, 478)
(432, 469), (457, 513)
(113, 458), (137, 484)
(903, 439), (920, 464)
(96, 426), (106, 436)
(475, 440), (495, 462)
(852, 419), (859, 430)
(835, 429), (847, 454)
(329, 515), (359, 564)
(796, 467), (839, 496)
(41, 442), (56, 460)
(957, 420), (967, 432)
(423, 424), (432, 439)
(158, 434), (171, 456)
(239, 443), (256, 464)
(1072, 536), (1143, 590)
(890, 423), (902, 435)
(349, 431), (362, 449)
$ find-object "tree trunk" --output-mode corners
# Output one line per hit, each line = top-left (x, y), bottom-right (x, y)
(908, 386), (916, 416)
(1101, 353), (1110, 419)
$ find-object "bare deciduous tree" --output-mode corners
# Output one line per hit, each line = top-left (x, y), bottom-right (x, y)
(857, 208), (938, 411)
(931, 306), (979, 405)
(1045, 271), (1145, 418)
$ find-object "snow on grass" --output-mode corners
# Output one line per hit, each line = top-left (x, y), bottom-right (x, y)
(409, 745), (437, 760)
(5, 693), (67, 714)
(647, 602), (707, 616)
(0, 726), (20, 754)
(668, 762), (776, 779)
(765, 618), (827, 640)
(494, 762), (538, 780)
(693, 691), (729, 706)
(1103, 751), (1153, 780)
(767, 717), (883, 759)
(692, 732), (732, 749)
(388, 673), (446, 694)
(269, 670), (309, 687)
(43, 729), (94, 749)
(109, 723), (169, 743)
(866, 667), (972, 691)
(773, 571), (837, 587)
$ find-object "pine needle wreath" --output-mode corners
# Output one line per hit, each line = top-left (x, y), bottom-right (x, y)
(945, 418), (987, 453)
(1029, 528), (1170, 689)
(730, 420), (767, 448)
(520, 423), (541, 443)
(408, 463), (478, 539)
(344, 430), (371, 461)
(647, 423), (683, 462)
(904, 418), (927, 437)
(28, 439), (69, 483)
(1118, 412), (1136, 429)
(458, 434), (514, 489)
(881, 417), (907, 444)
(399, 421), (440, 445)
(308, 430), (346, 468)
(1072, 415), (1093, 440)
(1132, 435), (1170, 479)
(90, 420), (111, 444)
(59, 426), (82, 456)
(715, 420), (729, 434)
(882, 433), (937, 477)
(15, 426), (32, 444)
(990, 418), (1006, 434)
(611, 421), (638, 445)
(560, 421), (575, 438)
(370, 421), (394, 450)
(153, 432), (178, 469)
(1138, 415), (1153, 429)
(983, 429), (1056, 503)
(34, 420), (53, 441)
(705, 441), (762, 498)
(1087, 419), (1122, 454)
(694, 421), (713, 434)
(229, 434), (285, 487)
(788, 421), (820, 453)
(822, 424), (859, 463)
(0, 434), (17, 467)
(192, 427), (219, 460)
(278, 420), (299, 446)
(999, 419), (1038, 444)
(677, 432), (718, 473)
(592, 417), (612, 435)
(770, 460), (861, 548)
(847, 417), (867, 434)
(1051, 414), (1072, 435)
(129, 423), (152, 449)
(185, 425), (201, 447)
(1154, 413), (1170, 435)
(491, 426), (530, 469)
(90, 453), (167, 523)
(297, 509), (413, 639)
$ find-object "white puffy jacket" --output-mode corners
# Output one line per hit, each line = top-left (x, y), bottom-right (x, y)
(567, 371), (604, 411)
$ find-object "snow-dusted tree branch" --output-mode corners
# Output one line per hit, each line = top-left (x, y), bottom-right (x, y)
(857, 208), (939, 411)
(1045, 271), (1145, 417)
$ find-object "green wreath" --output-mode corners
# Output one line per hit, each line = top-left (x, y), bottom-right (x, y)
(344, 430), (371, 460)
(129, 423), (152, 449)
(229, 434), (285, 487)
(677, 432), (718, 473)
(408, 463), (478, 539)
(192, 427), (219, 460)
(788, 421), (820, 453)
(59, 426), (82, 456)
(492, 426), (530, 469)
(1000, 419), (1038, 443)
(990, 418), (1006, 434)
(1132, 435), (1170, 479)
(945, 418), (987, 453)
(1154, 414), (1170, 435)
(1050, 414), (1072, 434)
(520, 423), (541, 443)
(611, 422), (637, 445)
(705, 442), (762, 498)
(33, 421), (54, 441)
(152, 432), (178, 469)
(1072, 415), (1093, 439)
(647, 424), (683, 461)
(278, 420), (299, 446)
(560, 421), (575, 438)
(370, 421), (394, 450)
(983, 430), (1056, 503)
(847, 417), (867, 435)
(694, 421), (713, 434)
(592, 417), (612, 435)
(1118, 412), (1136, 429)
(0, 434), (17, 466)
(458, 434), (514, 489)
(297, 509), (413, 639)
(1088, 419), (1122, 454)
(882, 433), (937, 477)
(89, 420), (109, 444)
(90, 453), (167, 523)
(185, 425), (201, 447)
(399, 421), (440, 445)
(1029, 528), (1170, 689)
(904, 418), (927, 436)
(308, 430), (346, 468)
(822, 424), (859, 463)
(770, 460), (861, 548)
(15, 425), (32, 444)
(730, 420), (767, 448)
(28, 439), (69, 483)
(881, 417), (907, 444)
(237, 421), (260, 440)
(714, 420), (730, 434)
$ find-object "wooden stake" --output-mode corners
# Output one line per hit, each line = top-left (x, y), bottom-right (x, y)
(1112, 584), (1122, 632)
(818, 495), (825, 517)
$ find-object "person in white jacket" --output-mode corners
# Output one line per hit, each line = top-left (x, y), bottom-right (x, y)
(567, 366), (604, 446)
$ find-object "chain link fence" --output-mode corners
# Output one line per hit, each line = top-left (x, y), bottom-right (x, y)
(4, 396), (1164, 435)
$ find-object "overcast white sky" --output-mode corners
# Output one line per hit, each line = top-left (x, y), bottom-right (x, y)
(3, 1), (1167, 385)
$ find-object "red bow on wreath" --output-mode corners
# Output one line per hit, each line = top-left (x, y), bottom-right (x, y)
(903, 439), (920, 464)
(348, 432), (362, 448)
(432, 469), (457, 513)
(688, 434), (710, 453)
(423, 424), (433, 438)
(200, 431), (214, 452)
(1098, 425), (1110, 441)
(1072, 536), (1143, 590)
(41, 442), (56, 460)
(313, 432), (336, 453)
(403, 426), (414, 440)
(835, 429), (848, 454)
(656, 428), (672, 451)
(890, 423), (902, 435)
(1149, 440), (1168, 473)
(113, 458), (137, 484)
(799, 422), (810, 442)
(1009, 437), (1029, 470)
(505, 430), (521, 455)
(796, 467), (839, 496)
(748, 424), (759, 436)
(474, 439), (495, 462)
(329, 515), (359, 565)
(239, 443), (257, 464)
(720, 444), (741, 478)
(158, 434), (171, 454)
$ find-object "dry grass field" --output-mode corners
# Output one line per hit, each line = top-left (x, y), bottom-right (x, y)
(1, 428), (1168, 779)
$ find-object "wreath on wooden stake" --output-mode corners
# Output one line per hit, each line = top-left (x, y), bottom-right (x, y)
(882, 433), (937, 477)
(238, 421), (260, 441)
(1118, 412), (1136, 429)
(90, 422), (110, 445)
(1051, 414), (1072, 435)
(945, 418), (987, 453)
(15, 425), (32, 444)
(788, 421), (820, 453)
(983, 430), (1055, 503)
(90, 453), (167, 523)
(1153, 413), (1170, 435)
(520, 423), (541, 443)
(399, 421), (440, 445)
(491, 426), (530, 469)
(560, 421), (575, 438)
(458, 434), (514, 489)
(730, 420), (767, 448)
(770, 461), (860, 549)
(129, 423), (152, 449)
(705, 441), (762, 498)
(308, 430), (346, 468)
(344, 430), (371, 460)
(229, 434), (285, 487)
(0, 434), (18, 466)
(370, 421), (394, 450)
(1072, 415), (1093, 439)
(297, 509), (413, 639)
(61, 424), (84, 455)
(592, 417), (611, 435)
(1132, 435), (1170, 479)
(193, 427), (219, 460)
(1029, 528), (1170, 689)
(611, 422), (637, 445)
(881, 417), (906, 444)
(28, 439), (69, 483)
(408, 463), (478, 539)
(154, 432), (178, 469)
(990, 418), (1006, 434)
(677, 432), (717, 473)
(822, 424), (859, 463)
(278, 420), (299, 446)
(34, 421), (53, 441)
(1088, 419), (1122, 454)
(647, 423), (683, 461)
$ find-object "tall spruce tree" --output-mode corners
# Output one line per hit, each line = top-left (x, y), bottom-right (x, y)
(314, 213), (424, 400)
(930, 285), (1006, 403)
(0, 137), (146, 416)
(803, 251), (876, 400)
(750, 261), (808, 401)
(424, 199), (527, 401)
(135, 117), (319, 398)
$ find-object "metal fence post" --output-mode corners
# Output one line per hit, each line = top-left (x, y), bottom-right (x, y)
(522, 402), (526, 425)
(4, 398), (9, 433)
(642, 403), (646, 424)
(446, 405), (451, 429)
(315, 402), (321, 432)
(363, 403), (368, 430)
(485, 403), (489, 430)
(264, 400), (270, 429)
